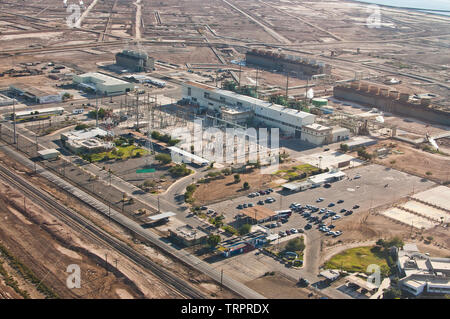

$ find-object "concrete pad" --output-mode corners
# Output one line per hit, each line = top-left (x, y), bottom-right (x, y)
(412, 186), (450, 212)
(382, 207), (438, 230)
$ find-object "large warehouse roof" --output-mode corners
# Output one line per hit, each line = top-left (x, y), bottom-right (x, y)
(75, 72), (131, 86)
(184, 81), (314, 121)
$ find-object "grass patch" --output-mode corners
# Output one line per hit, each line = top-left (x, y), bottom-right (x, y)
(324, 246), (390, 276)
(273, 163), (321, 181)
(85, 145), (149, 162)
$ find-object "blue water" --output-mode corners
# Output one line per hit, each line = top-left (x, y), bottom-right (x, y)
(356, 0), (450, 16)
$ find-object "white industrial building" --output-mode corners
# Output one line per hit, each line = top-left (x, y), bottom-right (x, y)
(182, 81), (315, 136)
(0, 93), (17, 106)
(61, 127), (113, 153)
(73, 72), (134, 96)
(282, 169), (346, 192)
(396, 244), (450, 296)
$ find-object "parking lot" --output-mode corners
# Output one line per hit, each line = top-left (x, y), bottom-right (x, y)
(206, 164), (436, 236)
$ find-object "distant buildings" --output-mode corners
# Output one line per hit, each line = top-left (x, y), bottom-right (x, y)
(246, 49), (331, 78)
(115, 50), (154, 72)
(333, 82), (450, 126)
(396, 244), (450, 296)
(73, 72), (134, 96)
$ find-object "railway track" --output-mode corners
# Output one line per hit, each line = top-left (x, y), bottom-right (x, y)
(0, 162), (206, 299)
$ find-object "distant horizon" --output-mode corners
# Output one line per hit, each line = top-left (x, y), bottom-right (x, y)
(354, 0), (450, 16)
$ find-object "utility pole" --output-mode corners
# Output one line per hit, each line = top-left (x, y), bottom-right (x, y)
(13, 97), (16, 144)
(105, 253), (108, 276)
(220, 269), (223, 290)
(95, 92), (99, 127)
(238, 63), (242, 89)
(136, 91), (139, 131)
(285, 71), (289, 102)
(255, 68), (259, 99)
(157, 196), (160, 213)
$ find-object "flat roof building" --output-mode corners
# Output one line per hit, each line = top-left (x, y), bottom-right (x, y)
(307, 170), (346, 186)
(396, 244), (450, 296)
(182, 81), (315, 136)
(10, 83), (62, 104)
(73, 72), (134, 96)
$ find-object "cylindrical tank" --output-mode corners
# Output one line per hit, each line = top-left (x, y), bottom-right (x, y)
(369, 86), (380, 95)
(312, 98), (328, 107)
(399, 93), (409, 102)
(350, 81), (360, 90)
(380, 88), (389, 96)
(389, 91), (399, 99)
(420, 98), (431, 106)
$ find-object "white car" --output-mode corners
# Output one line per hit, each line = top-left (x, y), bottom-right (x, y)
(333, 231), (342, 237)
(290, 228), (298, 234)
(316, 198), (324, 202)
(354, 175), (361, 179)
(332, 215), (341, 220)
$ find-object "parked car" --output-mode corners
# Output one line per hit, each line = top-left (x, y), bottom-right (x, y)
(332, 215), (341, 220)
(354, 174), (361, 179)
(279, 231), (287, 237)
(324, 183), (332, 188)
(345, 210), (353, 216)
(353, 205), (360, 209)
(328, 225), (336, 229)
(237, 204), (243, 209)
(200, 206), (208, 210)
(298, 278), (310, 287)
(258, 200), (265, 205)
(328, 203), (335, 207)
(305, 224), (312, 230)
(340, 208), (347, 213)
(337, 199), (344, 204)
(316, 198), (324, 202)
(243, 203), (248, 208)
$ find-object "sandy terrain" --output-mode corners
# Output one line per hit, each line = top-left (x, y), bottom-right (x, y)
(366, 140), (450, 183)
(246, 272), (316, 299)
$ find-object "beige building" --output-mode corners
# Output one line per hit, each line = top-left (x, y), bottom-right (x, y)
(220, 106), (253, 125)
(301, 124), (350, 145)
(301, 123), (332, 145)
